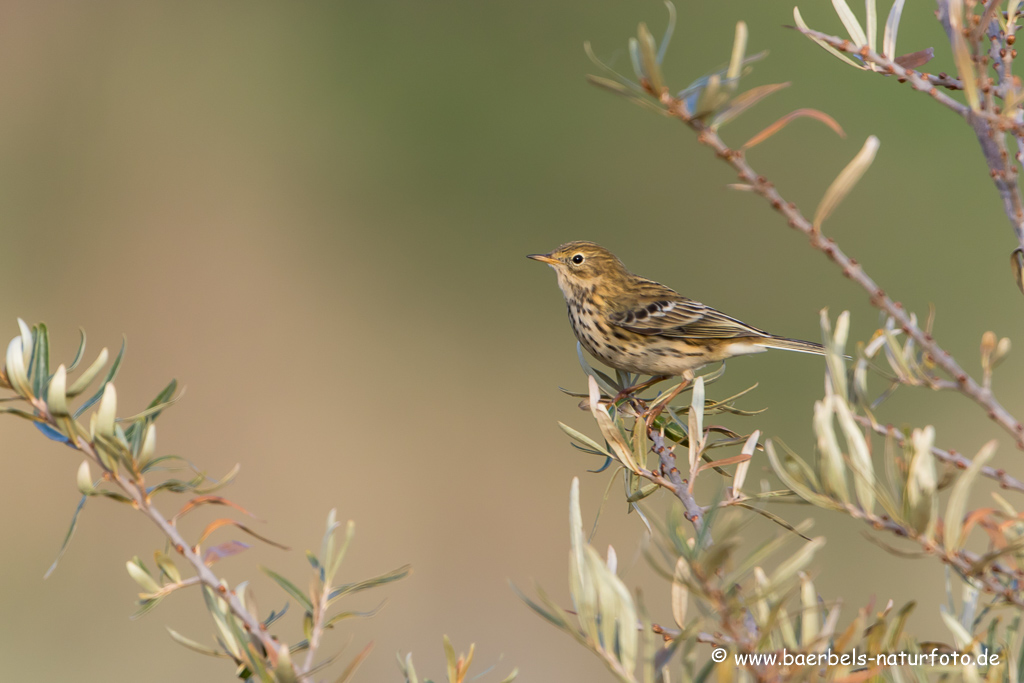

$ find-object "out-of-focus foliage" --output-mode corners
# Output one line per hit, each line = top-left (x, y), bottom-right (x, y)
(1, 320), (411, 681)
(396, 637), (517, 683)
(520, 1), (1024, 680)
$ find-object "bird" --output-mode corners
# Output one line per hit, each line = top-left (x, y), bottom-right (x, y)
(528, 241), (826, 385)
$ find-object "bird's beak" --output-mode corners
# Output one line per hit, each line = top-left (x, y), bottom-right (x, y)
(527, 253), (559, 265)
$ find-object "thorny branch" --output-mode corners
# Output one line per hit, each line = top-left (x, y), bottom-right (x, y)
(853, 412), (1024, 494)
(70, 432), (283, 663)
(647, 431), (708, 538)
(647, 84), (1024, 451)
(5, 381), (288, 668)
(796, 25), (1024, 263)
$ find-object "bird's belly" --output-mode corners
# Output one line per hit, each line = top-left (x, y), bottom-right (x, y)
(570, 312), (725, 375)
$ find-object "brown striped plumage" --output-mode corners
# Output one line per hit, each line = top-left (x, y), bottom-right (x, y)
(528, 241), (825, 376)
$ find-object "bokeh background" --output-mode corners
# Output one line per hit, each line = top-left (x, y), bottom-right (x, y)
(0, 1), (1019, 680)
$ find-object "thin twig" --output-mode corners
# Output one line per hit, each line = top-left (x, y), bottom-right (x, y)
(72, 434), (282, 664)
(300, 572), (331, 680)
(795, 26), (1024, 259)
(655, 93), (1024, 450)
(852, 413), (1024, 495)
(649, 431), (709, 539)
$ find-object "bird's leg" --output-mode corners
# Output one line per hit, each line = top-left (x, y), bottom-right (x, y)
(611, 374), (670, 405)
(644, 373), (693, 429)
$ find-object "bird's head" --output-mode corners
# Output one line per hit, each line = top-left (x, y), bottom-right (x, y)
(527, 241), (631, 296)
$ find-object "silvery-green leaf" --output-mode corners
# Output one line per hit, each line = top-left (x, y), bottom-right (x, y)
(832, 397), (874, 514)
(947, 0), (980, 110)
(67, 347), (108, 397)
(769, 537), (824, 589)
(76, 460), (95, 495)
(95, 384), (117, 438)
(865, 0), (877, 52)
(637, 22), (664, 93)
(558, 422), (610, 456)
(813, 398), (849, 504)
(905, 426), (938, 538)
(5, 336), (32, 398)
(587, 377), (639, 473)
(671, 557), (689, 629)
(794, 7), (864, 68)
(832, 0), (868, 45)
(126, 558), (161, 593)
(944, 441), (997, 552)
(47, 364), (69, 416)
(727, 21), (748, 82)
(73, 337), (124, 418)
(813, 137), (880, 230)
(799, 572), (819, 647)
(883, 0), (906, 57)
(17, 319), (32, 366)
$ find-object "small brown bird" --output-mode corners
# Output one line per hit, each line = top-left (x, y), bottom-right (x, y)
(528, 241), (825, 378)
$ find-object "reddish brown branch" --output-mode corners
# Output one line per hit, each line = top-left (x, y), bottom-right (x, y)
(796, 26), (1024, 263)
(653, 87), (1024, 450)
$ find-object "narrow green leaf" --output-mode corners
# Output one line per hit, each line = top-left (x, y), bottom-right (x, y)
(832, 396), (875, 513)
(5, 336), (32, 398)
(883, 0), (904, 57)
(76, 460), (95, 495)
(73, 337), (125, 418)
(68, 328), (87, 372)
(324, 601), (386, 628)
(397, 652), (419, 683)
(948, 0), (980, 110)
(334, 642), (374, 683)
(726, 21), (749, 85)
(558, 421), (610, 456)
(866, 0), (877, 52)
(769, 537), (824, 590)
(814, 136), (880, 230)
(47, 364), (69, 416)
(326, 519), (354, 583)
(637, 23), (663, 92)
(944, 440), (997, 552)
(166, 627), (229, 658)
(905, 426), (938, 538)
(261, 567), (315, 614)
(443, 635), (458, 683)
(44, 495), (87, 579)
(17, 319), (33, 366)
(813, 398), (849, 503)
(274, 646), (299, 683)
(656, 0), (675, 64)
(30, 322), (50, 400)
(712, 82), (790, 129)
(327, 564), (411, 603)
(127, 558), (161, 593)
(793, 7), (864, 69)
(155, 550), (182, 583)
(832, 0), (868, 45)
(67, 347), (108, 398)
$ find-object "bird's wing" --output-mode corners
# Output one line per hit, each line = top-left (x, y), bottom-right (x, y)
(608, 282), (769, 340)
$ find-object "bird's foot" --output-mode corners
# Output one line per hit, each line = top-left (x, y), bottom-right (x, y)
(611, 375), (670, 406)
(644, 376), (692, 429)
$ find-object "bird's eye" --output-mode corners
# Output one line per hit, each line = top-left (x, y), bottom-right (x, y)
(571, 254), (584, 265)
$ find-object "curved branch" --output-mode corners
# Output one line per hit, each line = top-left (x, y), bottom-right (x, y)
(795, 25), (1024, 260)
(853, 413), (1024, 495)
(73, 436), (282, 662)
(656, 89), (1024, 450)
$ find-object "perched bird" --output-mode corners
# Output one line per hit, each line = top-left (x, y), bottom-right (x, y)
(528, 241), (825, 379)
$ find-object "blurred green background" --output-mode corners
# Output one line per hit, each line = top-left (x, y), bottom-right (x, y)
(0, 1), (1020, 680)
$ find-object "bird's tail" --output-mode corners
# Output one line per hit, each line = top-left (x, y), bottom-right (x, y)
(756, 336), (827, 356)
